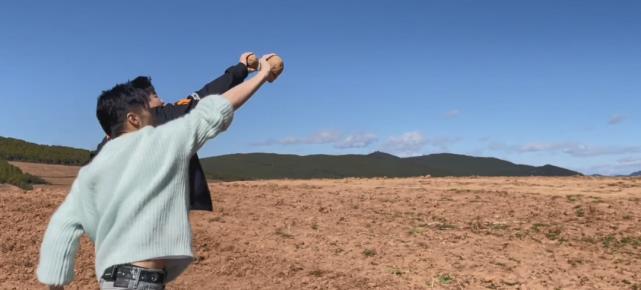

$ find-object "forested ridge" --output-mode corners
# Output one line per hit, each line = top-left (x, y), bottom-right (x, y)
(0, 136), (90, 189)
(0, 159), (47, 189)
(0, 136), (90, 165)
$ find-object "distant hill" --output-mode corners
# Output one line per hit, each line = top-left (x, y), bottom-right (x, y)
(200, 151), (581, 181)
(0, 135), (582, 182)
(630, 171), (641, 177)
(0, 136), (90, 165)
(0, 159), (47, 189)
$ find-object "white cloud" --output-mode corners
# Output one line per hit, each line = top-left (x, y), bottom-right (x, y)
(487, 141), (641, 158)
(582, 160), (641, 176)
(617, 157), (641, 165)
(382, 131), (427, 157)
(608, 114), (625, 125)
(306, 131), (342, 144)
(428, 136), (462, 151)
(252, 130), (460, 154)
(251, 130), (377, 149)
(532, 143), (641, 157)
(272, 130), (340, 145)
(518, 142), (572, 153)
(334, 133), (378, 149)
(249, 139), (279, 146)
(279, 136), (303, 145)
(445, 109), (461, 118)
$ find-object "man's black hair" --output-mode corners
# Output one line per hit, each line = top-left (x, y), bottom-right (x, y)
(96, 82), (151, 137)
(130, 76), (157, 96)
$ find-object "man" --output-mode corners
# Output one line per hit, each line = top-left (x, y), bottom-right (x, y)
(37, 54), (278, 289)
(92, 52), (258, 211)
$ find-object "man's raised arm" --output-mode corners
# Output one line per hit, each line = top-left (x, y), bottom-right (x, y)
(221, 53), (274, 110)
(193, 52), (256, 99)
(152, 54), (278, 157)
(153, 52), (256, 125)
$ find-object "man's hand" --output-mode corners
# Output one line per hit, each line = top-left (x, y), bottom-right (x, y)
(239, 52), (258, 72)
(222, 53), (277, 110)
(257, 53), (275, 81)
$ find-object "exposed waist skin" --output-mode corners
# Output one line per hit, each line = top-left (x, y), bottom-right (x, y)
(132, 259), (169, 270)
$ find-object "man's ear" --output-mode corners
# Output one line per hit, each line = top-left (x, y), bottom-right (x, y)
(126, 112), (140, 128)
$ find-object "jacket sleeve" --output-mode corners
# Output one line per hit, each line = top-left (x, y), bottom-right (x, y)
(193, 63), (248, 99)
(152, 63), (247, 126)
(151, 104), (192, 126)
(37, 181), (85, 286)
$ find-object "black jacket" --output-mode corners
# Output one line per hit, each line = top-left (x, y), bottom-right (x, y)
(91, 63), (248, 211)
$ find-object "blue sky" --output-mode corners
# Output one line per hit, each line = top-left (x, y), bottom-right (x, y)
(0, 1), (639, 175)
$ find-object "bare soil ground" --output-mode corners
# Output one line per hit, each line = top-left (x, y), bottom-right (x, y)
(2, 162), (640, 289)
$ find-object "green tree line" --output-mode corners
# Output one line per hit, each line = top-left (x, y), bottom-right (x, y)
(0, 158), (47, 190)
(0, 136), (90, 165)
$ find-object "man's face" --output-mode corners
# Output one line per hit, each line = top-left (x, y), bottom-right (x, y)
(148, 92), (164, 108)
(137, 107), (154, 127)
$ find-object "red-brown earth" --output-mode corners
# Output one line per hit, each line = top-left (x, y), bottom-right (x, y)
(1, 162), (640, 289)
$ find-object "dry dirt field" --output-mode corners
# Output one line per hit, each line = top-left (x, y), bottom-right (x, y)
(1, 162), (640, 289)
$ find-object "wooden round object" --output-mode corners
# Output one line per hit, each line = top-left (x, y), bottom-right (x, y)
(266, 55), (284, 82)
(246, 54), (259, 71)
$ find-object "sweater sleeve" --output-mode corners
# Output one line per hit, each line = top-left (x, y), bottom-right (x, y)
(154, 94), (234, 156)
(37, 181), (85, 286)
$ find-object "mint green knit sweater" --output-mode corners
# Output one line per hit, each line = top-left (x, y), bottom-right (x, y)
(37, 95), (234, 286)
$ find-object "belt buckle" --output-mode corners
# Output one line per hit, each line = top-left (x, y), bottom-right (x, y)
(113, 265), (134, 287)
(140, 269), (163, 283)
(101, 265), (118, 281)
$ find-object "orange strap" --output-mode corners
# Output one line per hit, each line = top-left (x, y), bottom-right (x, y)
(175, 98), (192, 106)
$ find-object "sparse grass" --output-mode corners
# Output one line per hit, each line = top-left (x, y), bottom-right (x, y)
(490, 223), (509, 230)
(566, 195), (579, 202)
(575, 207), (585, 217)
(602, 235), (617, 248)
(208, 216), (224, 223)
(311, 223), (319, 230)
(531, 223), (547, 232)
(309, 269), (326, 277)
(514, 230), (527, 239)
(275, 227), (294, 239)
(601, 235), (617, 248)
(469, 218), (483, 233)
(436, 222), (457, 230)
(438, 274), (454, 285)
(602, 235), (641, 249)
(503, 280), (520, 286)
(408, 226), (425, 236)
(389, 267), (404, 276)
(567, 258), (583, 267)
(469, 219), (510, 235)
(580, 236), (597, 244)
(491, 261), (507, 268)
(363, 248), (377, 257)
(620, 236), (641, 247)
(590, 196), (605, 203)
(545, 228), (562, 241)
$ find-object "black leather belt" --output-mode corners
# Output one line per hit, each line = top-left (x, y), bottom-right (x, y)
(102, 264), (165, 285)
